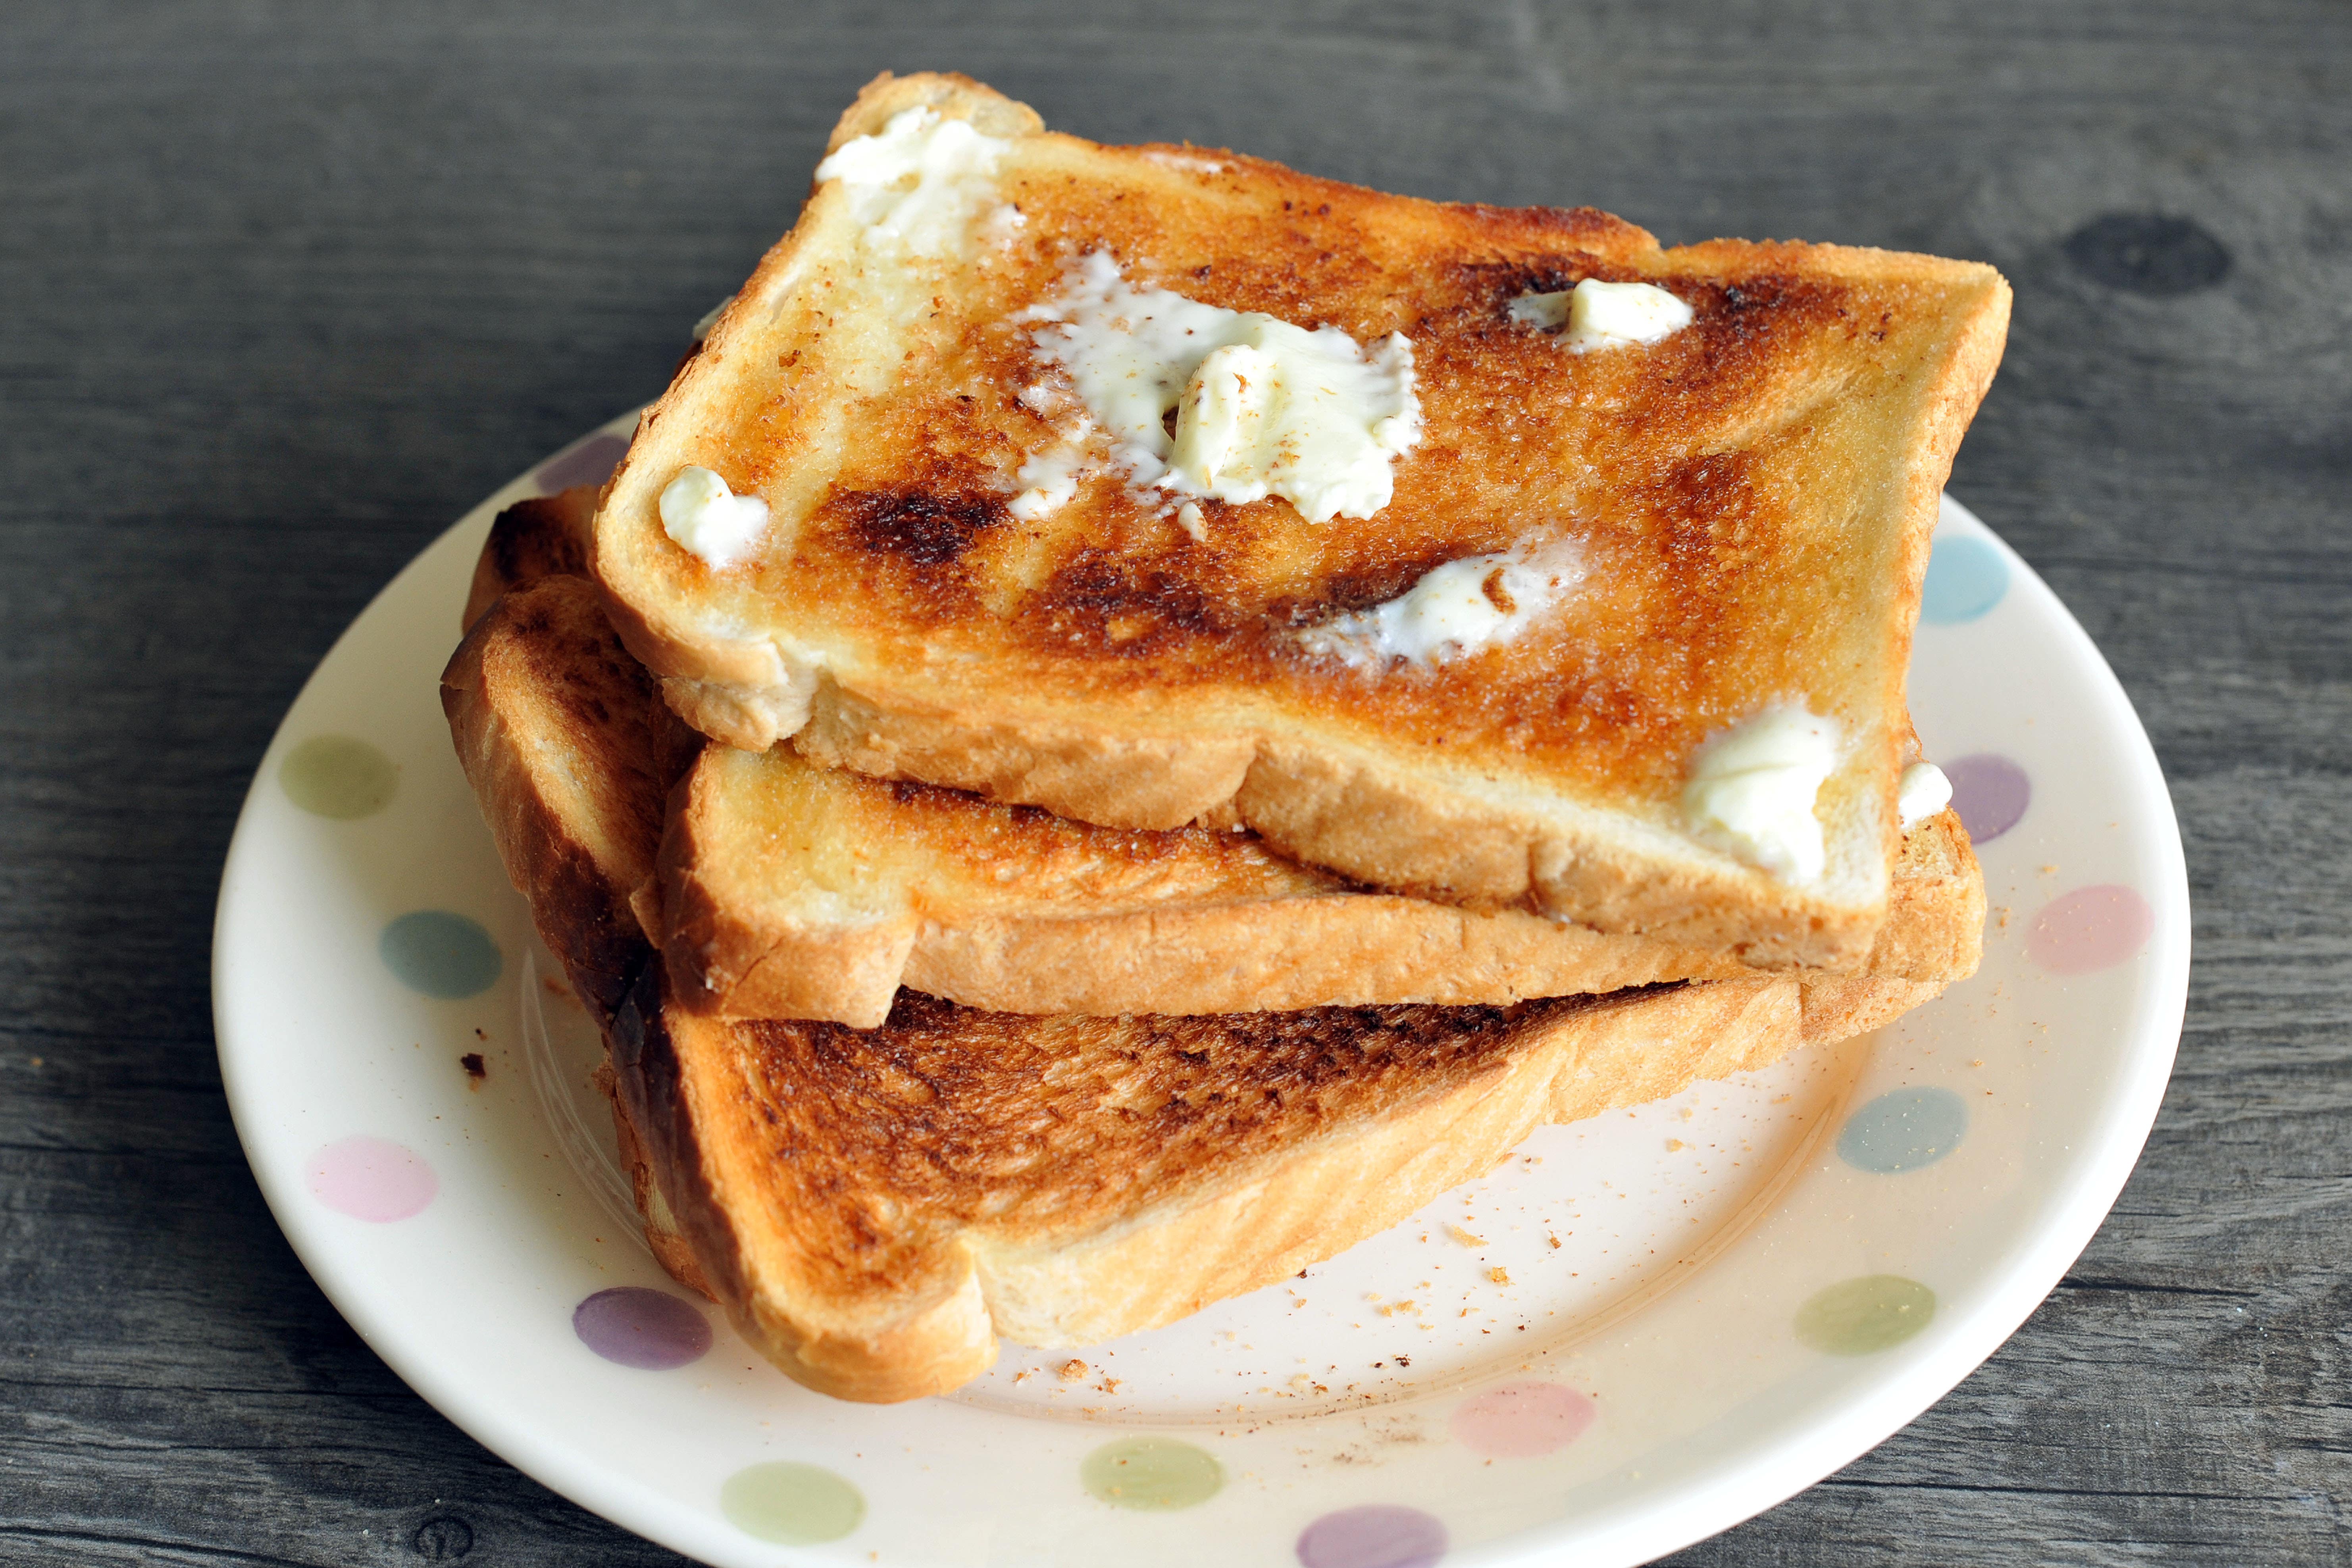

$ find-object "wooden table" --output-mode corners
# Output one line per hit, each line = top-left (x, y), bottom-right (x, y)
(5, 2), (2345, 1562)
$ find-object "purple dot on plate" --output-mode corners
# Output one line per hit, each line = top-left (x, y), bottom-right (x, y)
(305, 1136), (437, 1222)
(1942, 753), (2031, 843)
(573, 1286), (712, 1369)
(2027, 884), (2154, 974)
(1297, 1505), (1448, 1568)
(1449, 1381), (1596, 1457)
(535, 433), (628, 494)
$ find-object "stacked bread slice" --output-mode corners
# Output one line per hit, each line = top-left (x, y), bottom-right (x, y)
(443, 72), (2003, 1403)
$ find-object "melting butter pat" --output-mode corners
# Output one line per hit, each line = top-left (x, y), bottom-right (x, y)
(659, 466), (770, 568)
(1168, 342), (1282, 499)
(1297, 544), (1583, 667)
(1007, 436), (1089, 521)
(1682, 707), (1840, 882)
(1026, 252), (1420, 524)
(1510, 278), (1694, 352)
(1898, 760), (1954, 829)
(814, 106), (1010, 258)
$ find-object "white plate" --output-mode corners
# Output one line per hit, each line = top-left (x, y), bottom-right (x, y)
(214, 414), (2188, 1568)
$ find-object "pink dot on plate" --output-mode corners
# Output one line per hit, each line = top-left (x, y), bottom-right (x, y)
(1448, 1380), (1596, 1457)
(2027, 884), (2154, 974)
(1296, 1505), (1447, 1568)
(304, 1136), (437, 1222)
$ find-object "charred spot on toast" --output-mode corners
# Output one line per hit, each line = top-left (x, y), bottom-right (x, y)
(1018, 547), (1261, 660)
(833, 487), (1010, 568)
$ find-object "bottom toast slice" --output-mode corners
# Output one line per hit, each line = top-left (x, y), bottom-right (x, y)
(612, 968), (1809, 1402)
(443, 568), (1953, 1402)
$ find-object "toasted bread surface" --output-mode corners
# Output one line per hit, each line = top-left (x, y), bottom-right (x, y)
(593, 71), (2011, 967)
(662, 739), (1981, 1025)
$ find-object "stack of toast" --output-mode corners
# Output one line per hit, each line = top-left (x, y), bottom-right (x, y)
(443, 72), (2006, 1403)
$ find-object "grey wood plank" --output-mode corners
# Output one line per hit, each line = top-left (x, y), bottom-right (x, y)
(4, 0), (2348, 1562)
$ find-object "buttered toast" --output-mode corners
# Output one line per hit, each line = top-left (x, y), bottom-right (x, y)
(444, 569), (1948, 1399)
(591, 71), (2010, 970)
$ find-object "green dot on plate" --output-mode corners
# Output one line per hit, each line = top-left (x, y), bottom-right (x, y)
(720, 1461), (864, 1545)
(280, 735), (398, 819)
(379, 911), (502, 999)
(1080, 1437), (1223, 1511)
(1795, 1274), (1937, 1355)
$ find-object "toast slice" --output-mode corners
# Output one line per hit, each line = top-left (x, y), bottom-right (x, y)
(590, 71), (2011, 970)
(661, 737), (1981, 1025)
(444, 571), (1948, 1401)
(611, 966), (1817, 1402)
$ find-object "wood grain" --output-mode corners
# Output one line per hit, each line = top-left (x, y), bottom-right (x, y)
(4, 0), (2348, 1561)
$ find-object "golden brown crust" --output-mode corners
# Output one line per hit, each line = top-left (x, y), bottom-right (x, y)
(1797, 975), (1945, 1043)
(1869, 808), (1984, 981)
(592, 72), (2013, 967)
(445, 573), (711, 1277)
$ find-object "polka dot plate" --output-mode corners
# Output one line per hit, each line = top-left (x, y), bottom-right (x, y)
(214, 412), (2190, 1568)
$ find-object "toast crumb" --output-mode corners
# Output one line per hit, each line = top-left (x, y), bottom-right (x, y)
(1447, 1224), (1486, 1247)
(1488, 1267), (1511, 1285)
(1058, 1358), (1088, 1381)
(459, 1052), (486, 1086)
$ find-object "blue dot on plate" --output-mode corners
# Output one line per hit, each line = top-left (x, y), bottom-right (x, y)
(380, 911), (503, 999)
(1920, 536), (2008, 624)
(1838, 1087), (1969, 1174)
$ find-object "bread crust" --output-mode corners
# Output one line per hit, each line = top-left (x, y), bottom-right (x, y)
(591, 72), (2014, 970)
